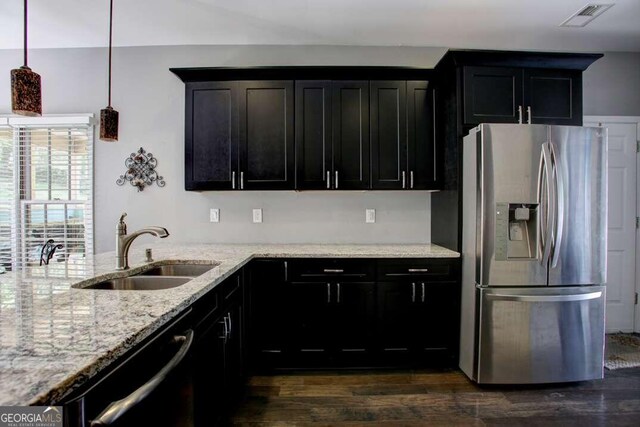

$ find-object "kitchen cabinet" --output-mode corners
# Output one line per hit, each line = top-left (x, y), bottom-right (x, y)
(185, 81), (239, 191)
(295, 81), (370, 190)
(184, 80), (294, 191)
(238, 81), (295, 190)
(463, 66), (582, 126)
(376, 259), (459, 365)
(369, 80), (438, 190)
(193, 272), (245, 425)
(248, 258), (459, 370)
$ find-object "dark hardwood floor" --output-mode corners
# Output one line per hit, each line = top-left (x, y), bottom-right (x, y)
(228, 368), (640, 426)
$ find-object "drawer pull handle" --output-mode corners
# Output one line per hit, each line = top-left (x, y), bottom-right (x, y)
(408, 268), (429, 273)
(323, 269), (344, 273)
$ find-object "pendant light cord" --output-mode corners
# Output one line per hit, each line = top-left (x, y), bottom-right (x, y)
(23, 0), (28, 67)
(107, 0), (113, 107)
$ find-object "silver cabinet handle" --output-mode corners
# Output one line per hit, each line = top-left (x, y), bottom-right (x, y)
(527, 106), (532, 124)
(421, 283), (425, 303)
(410, 171), (414, 189)
(487, 291), (602, 303)
(335, 171), (339, 189)
(402, 171), (406, 189)
(408, 268), (429, 273)
(337, 283), (340, 303)
(284, 261), (288, 281)
(411, 283), (416, 303)
(323, 269), (344, 273)
(227, 313), (232, 337)
(327, 283), (331, 303)
(326, 171), (331, 189)
(240, 171), (244, 190)
(232, 171), (236, 189)
(90, 330), (194, 427)
(219, 318), (228, 341)
(518, 105), (523, 124)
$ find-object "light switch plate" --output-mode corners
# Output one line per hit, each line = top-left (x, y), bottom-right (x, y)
(209, 208), (220, 223)
(252, 208), (263, 223)
(366, 209), (376, 223)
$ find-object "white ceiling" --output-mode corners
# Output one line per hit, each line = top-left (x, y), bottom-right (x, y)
(0, 0), (639, 51)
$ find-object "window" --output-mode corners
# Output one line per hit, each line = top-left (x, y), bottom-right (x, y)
(0, 116), (94, 277)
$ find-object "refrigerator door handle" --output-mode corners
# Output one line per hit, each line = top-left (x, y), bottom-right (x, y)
(486, 291), (602, 303)
(538, 143), (555, 265)
(549, 142), (564, 269)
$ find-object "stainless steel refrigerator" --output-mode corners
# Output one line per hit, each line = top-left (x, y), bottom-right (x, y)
(460, 123), (607, 384)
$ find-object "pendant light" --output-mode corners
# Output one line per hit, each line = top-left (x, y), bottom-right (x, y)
(11, 0), (42, 116)
(100, 0), (119, 141)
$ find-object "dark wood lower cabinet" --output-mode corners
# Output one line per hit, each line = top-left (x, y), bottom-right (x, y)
(248, 258), (460, 371)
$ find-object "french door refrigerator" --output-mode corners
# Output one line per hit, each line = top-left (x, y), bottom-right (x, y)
(460, 123), (607, 384)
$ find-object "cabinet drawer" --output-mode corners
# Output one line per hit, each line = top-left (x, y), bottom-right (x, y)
(288, 259), (375, 282)
(377, 259), (458, 281)
(219, 273), (242, 301)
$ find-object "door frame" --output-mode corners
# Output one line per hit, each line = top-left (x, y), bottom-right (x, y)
(585, 116), (640, 332)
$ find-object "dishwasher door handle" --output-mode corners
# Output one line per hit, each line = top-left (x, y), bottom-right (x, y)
(90, 329), (194, 426)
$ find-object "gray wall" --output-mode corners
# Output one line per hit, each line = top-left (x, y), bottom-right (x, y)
(0, 45), (446, 253)
(583, 52), (640, 116)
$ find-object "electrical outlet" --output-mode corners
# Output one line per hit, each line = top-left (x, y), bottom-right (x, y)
(209, 208), (220, 223)
(252, 208), (263, 223)
(366, 209), (376, 223)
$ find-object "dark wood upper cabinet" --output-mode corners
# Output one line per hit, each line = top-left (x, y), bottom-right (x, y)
(332, 81), (370, 190)
(370, 81), (438, 190)
(238, 81), (294, 190)
(295, 81), (332, 190)
(463, 66), (583, 126)
(463, 66), (523, 125)
(185, 81), (239, 191)
(407, 81), (438, 190)
(523, 68), (582, 125)
(370, 81), (407, 190)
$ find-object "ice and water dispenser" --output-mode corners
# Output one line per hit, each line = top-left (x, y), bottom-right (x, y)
(494, 202), (539, 261)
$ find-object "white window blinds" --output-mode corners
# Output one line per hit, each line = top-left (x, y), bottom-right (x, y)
(0, 116), (94, 276)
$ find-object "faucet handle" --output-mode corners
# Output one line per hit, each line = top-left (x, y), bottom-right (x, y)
(117, 212), (128, 235)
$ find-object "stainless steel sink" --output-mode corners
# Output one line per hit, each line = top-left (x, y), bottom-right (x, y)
(81, 276), (192, 291)
(137, 263), (217, 277)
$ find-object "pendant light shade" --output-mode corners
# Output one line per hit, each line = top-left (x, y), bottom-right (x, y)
(11, 0), (42, 117)
(100, 106), (119, 141)
(100, 0), (118, 141)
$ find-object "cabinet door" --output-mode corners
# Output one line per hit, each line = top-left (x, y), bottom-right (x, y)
(376, 282), (418, 363)
(370, 81), (407, 190)
(185, 81), (238, 190)
(223, 302), (244, 399)
(413, 282), (458, 359)
(333, 282), (376, 363)
(407, 81), (438, 190)
(288, 282), (334, 366)
(463, 66), (523, 125)
(295, 81), (333, 190)
(193, 314), (227, 425)
(238, 81), (294, 190)
(332, 81), (370, 190)
(249, 260), (289, 368)
(523, 69), (582, 126)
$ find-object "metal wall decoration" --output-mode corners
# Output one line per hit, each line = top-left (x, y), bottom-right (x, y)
(116, 147), (166, 191)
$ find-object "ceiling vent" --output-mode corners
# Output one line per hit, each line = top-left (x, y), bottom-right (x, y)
(560, 3), (614, 27)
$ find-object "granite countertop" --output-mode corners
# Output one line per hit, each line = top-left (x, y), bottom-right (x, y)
(0, 243), (459, 406)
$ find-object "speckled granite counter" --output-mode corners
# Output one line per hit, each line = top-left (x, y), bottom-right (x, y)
(0, 243), (459, 406)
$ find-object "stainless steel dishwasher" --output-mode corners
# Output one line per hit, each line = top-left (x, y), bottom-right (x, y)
(63, 310), (194, 427)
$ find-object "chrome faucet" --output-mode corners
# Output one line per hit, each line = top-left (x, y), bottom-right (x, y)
(116, 213), (169, 270)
